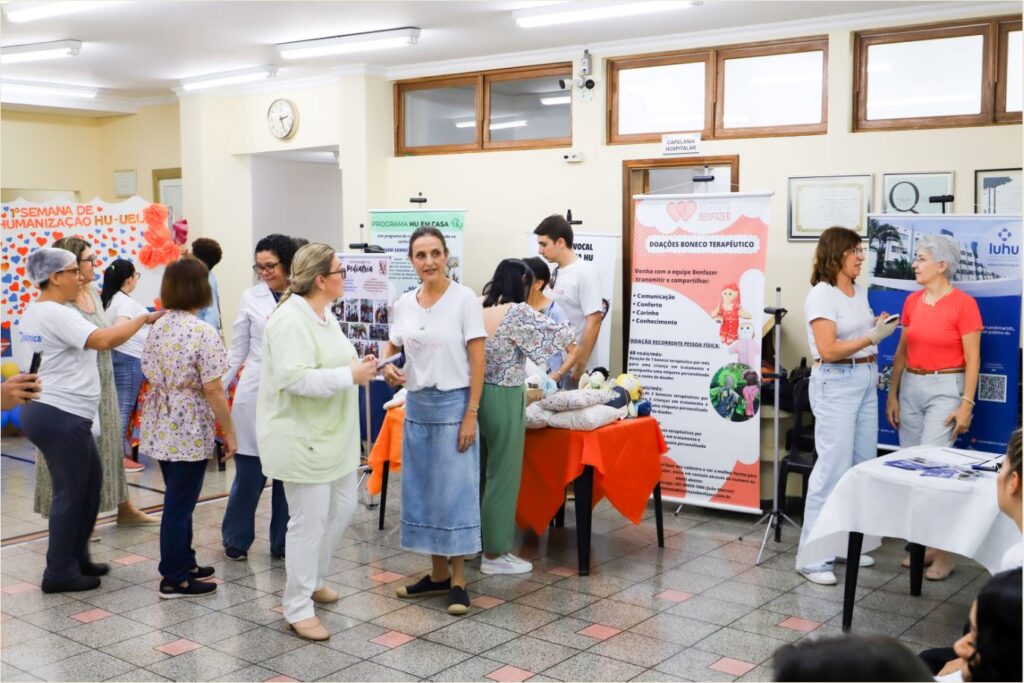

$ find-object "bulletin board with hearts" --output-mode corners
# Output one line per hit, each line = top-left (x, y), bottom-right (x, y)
(1, 196), (172, 360)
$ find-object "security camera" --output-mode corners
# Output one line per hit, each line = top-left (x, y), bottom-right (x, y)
(560, 75), (596, 90)
(582, 77), (596, 90)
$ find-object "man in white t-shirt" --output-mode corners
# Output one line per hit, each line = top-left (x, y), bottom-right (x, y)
(533, 214), (604, 387)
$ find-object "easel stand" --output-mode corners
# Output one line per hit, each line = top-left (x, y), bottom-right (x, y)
(739, 287), (801, 565)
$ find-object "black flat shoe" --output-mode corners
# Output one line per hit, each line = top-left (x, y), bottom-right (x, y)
(79, 562), (109, 577)
(396, 574), (451, 598)
(447, 585), (470, 616)
(189, 565), (215, 579)
(41, 575), (100, 594)
(159, 578), (217, 599)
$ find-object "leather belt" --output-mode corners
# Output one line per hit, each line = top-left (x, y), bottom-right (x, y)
(815, 354), (876, 366)
(906, 366), (966, 375)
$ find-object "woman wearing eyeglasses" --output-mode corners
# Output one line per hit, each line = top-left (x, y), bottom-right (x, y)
(886, 234), (982, 581)
(31, 237), (159, 534)
(795, 227), (899, 586)
(221, 233), (298, 562)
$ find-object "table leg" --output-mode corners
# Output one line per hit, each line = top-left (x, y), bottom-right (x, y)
(552, 501), (566, 529)
(908, 542), (926, 597)
(842, 532), (863, 632)
(573, 465), (594, 576)
(378, 461), (390, 531)
(653, 483), (665, 548)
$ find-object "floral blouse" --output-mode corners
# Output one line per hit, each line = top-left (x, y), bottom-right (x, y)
(140, 310), (227, 462)
(485, 303), (575, 386)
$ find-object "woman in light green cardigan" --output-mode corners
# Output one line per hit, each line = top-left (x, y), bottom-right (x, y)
(256, 244), (377, 642)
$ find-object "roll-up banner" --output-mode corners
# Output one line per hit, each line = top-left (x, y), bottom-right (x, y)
(629, 192), (771, 514)
(523, 232), (620, 372)
(867, 214), (1022, 454)
(368, 209), (466, 296)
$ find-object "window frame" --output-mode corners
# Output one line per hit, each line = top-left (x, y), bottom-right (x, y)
(852, 17), (1021, 132)
(606, 36), (828, 144)
(394, 63), (573, 156)
(995, 18), (1023, 123)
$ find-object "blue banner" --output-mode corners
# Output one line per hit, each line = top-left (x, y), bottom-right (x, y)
(868, 215), (1021, 454)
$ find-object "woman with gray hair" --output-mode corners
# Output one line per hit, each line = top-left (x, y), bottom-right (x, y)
(17, 248), (163, 593)
(886, 233), (982, 580)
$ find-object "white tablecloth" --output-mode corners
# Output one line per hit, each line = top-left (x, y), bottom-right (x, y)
(797, 445), (1020, 573)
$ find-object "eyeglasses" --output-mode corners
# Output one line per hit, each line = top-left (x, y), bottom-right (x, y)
(323, 269), (345, 279)
(846, 247), (866, 257)
(79, 256), (98, 265)
(57, 267), (81, 276)
(133, 272), (143, 280)
(252, 261), (281, 273)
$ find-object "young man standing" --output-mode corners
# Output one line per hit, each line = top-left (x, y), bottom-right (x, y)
(191, 238), (223, 334)
(533, 214), (604, 388)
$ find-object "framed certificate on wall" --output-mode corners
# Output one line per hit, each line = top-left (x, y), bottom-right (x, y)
(788, 174), (873, 241)
(975, 168), (1022, 214)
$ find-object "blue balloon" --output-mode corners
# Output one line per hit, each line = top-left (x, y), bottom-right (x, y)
(8, 405), (21, 431)
(0, 411), (9, 429)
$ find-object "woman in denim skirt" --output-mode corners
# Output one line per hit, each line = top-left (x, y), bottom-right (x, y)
(795, 227), (899, 586)
(381, 227), (486, 616)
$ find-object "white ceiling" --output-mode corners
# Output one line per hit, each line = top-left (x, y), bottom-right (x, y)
(0, 0), (1014, 105)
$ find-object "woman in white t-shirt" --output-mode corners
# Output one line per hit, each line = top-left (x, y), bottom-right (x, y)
(101, 259), (149, 467)
(796, 227), (899, 586)
(18, 248), (163, 594)
(381, 227), (486, 617)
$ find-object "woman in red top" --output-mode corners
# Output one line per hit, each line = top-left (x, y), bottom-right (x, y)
(886, 233), (982, 581)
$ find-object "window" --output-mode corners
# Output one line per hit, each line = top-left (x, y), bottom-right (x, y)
(395, 63), (572, 155)
(608, 37), (827, 143)
(854, 16), (1020, 131)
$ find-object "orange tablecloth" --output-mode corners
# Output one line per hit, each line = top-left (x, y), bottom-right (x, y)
(367, 408), (668, 536)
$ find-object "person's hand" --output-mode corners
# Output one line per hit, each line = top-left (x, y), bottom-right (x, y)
(866, 314), (898, 344)
(458, 413), (477, 453)
(144, 310), (166, 325)
(221, 431), (237, 461)
(350, 357), (377, 385)
(944, 403), (973, 442)
(1, 373), (41, 409)
(885, 394), (900, 429)
(382, 363), (406, 388)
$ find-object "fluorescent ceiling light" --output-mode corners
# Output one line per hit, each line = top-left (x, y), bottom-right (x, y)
(3, 1), (124, 23)
(540, 95), (572, 105)
(454, 120), (476, 128)
(514, 1), (700, 28)
(180, 65), (276, 92)
(278, 27), (420, 60)
(1, 79), (98, 98)
(454, 119), (528, 130)
(1, 40), (81, 64)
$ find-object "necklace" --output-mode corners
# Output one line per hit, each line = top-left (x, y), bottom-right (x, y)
(416, 281), (449, 330)
(923, 283), (954, 306)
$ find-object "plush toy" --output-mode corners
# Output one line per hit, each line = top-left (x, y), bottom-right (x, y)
(635, 399), (652, 417)
(614, 373), (643, 401)
(526, 373), (558, 397)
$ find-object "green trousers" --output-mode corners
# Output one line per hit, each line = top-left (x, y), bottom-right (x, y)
(478, 383), (526, 555)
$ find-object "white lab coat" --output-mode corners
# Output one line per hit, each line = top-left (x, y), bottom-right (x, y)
(224, 282), (278, 457)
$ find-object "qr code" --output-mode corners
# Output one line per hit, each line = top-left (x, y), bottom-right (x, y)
(978, 374), (1007, 403)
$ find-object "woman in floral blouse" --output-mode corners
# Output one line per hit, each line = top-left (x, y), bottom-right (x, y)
(478, 258), (578, 575)
(141, 258), (237, 599)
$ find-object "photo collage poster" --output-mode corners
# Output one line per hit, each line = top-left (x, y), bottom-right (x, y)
(332, 253), (393, 360)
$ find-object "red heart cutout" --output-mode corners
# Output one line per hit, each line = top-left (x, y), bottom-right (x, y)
(52, 231), (64, 240)
(16, 246), (28, 256)
(97, 207), (103, 212)
(16, 267), (25, 276)
(35, 237), (47, 246)
(10, 282), (18, 292)
(19, 293), (31, 302)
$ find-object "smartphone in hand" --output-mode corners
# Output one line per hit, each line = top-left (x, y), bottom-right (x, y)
(29, 352), (42, 374)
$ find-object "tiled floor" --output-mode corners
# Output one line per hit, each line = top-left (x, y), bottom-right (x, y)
(1, 437), (983, 682)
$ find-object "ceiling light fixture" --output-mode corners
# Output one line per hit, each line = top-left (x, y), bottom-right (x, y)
(180, 65), (277, 92)
(454, 119), (528, 130)
(514, 0), (700, 28)
(277, 27), (420, 60)
(3, 1), (124, 23)
(540, 95), (572, 105)
(1, 79), (98, 98)
(454, 120), (476, 129)
(0, 40), (82, 64)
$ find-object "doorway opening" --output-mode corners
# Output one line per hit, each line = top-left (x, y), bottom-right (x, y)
(250, 145), (341, 247)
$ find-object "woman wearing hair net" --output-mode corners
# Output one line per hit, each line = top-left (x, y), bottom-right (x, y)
(17, 248), (164, 593)
(886, 233), (982, 581)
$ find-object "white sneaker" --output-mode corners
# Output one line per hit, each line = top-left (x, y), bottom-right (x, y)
(798, 561), (837, 585)
(836, 554), (875, 568)
(480, 553), (533, 575)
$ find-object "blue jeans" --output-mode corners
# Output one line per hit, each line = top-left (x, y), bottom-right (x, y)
(158, 459), (207, 582)
(221, 454), (288, 556)
(797, 362), (877, 568)
(112, 350), (143, 456)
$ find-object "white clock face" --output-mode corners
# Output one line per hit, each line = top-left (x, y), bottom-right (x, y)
(267, 99), (297, 139)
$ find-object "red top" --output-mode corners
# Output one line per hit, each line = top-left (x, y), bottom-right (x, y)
(901, 288), (983, 371)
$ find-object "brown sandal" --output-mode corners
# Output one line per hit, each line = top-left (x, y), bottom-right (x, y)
(289, 616), (329, 641)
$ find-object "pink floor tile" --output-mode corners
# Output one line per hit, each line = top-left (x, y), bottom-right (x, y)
(709, 657), (756, 676)
(1, 582), (38, 595)
(778, 615), (821, 633)
(113, 554), (149, 566)
(545, 566), (578, 577)
(654, 589), (693, 603)
(70, 608), (114, 624)
(370, 571), (406, 583)
(265, 676), (298, 682)
(471, 595), (506, 609)
(370, 630), (416, 648)
(271, 605), (285, 613)
(486, 665), (535, 682)
(207, 577), (225, 585)
(155, 639), (202, 656)
(577, 623), (622, 640)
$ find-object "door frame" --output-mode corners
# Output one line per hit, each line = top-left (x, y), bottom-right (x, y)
(619, 155), (740, 369)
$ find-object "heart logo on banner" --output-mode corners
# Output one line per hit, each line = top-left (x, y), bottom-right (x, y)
(677, 200), (698, 221)
(666, 203), (680, 221)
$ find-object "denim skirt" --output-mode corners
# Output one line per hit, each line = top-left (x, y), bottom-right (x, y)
(400, 387), (482, 557)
